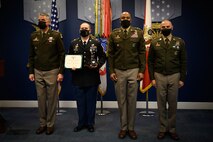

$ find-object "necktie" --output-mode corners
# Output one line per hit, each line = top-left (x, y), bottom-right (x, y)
(124, 30), (127, 38)
(165, 38), (169, 47)
(83, 41), (86, 47)
(42, 32), (46, 38)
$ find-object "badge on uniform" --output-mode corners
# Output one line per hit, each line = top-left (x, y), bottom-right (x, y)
(89, 44), (98, 67)
(175, 41), (180, 49)
(74, 44), (79, 52)
(131, 30), (138, 38)
(132, 43), (136, 47)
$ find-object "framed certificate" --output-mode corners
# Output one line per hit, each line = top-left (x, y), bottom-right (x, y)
(65, 55), (82, 69)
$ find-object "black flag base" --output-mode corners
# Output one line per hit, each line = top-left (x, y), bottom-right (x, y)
(96, 95), (110, 116)
(139, 110), (155, 117)
(96, 109), (110, 116)
(56, 109), (66, 116)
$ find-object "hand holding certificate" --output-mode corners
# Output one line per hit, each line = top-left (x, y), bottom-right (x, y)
(65, 55), (82, 69)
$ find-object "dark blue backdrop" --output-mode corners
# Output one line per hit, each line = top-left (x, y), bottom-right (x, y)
(0, 0), (212, 102)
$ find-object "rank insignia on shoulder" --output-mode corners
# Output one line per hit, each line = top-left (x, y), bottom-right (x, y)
(115, 35), (120, 39)
(156, 43), (160, 47)
(33, 37), (39, 41)
(135, 27), (142, 31)
(60, 33), (63, 39)
(48, 37), (54, 42)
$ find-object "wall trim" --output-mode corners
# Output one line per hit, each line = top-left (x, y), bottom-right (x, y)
(0, 101), (213, 109)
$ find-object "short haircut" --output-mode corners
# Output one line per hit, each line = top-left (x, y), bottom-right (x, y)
(39, 13), (51, 21)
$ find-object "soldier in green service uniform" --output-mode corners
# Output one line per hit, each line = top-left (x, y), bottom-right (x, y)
(108, 12), (146, 140)
(148, 19), (187, 141)
(28, 13), (65, 135)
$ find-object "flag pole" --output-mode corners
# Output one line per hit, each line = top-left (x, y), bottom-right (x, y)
(56, 95), (63, 115)
(56, 97), (66, 116)
(56, 82), (66, 116)
(50, 0), (66, 116)
(139, 90), (154, 116)
(95, 0), (110, 116)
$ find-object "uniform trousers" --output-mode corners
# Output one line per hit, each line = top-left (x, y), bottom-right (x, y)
(75, 85), (98, 127)
(34, 68), (59, 128)
(154, 72), (180, 133)
(114, 68), (139, 131)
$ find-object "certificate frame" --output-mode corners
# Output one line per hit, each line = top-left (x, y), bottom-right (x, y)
(65, 55), (82, 69)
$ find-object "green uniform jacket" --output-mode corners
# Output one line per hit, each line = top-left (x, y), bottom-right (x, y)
(108, 26), (146, 74)
(148, 36), (187, 82)
(28, 29), (65, 74)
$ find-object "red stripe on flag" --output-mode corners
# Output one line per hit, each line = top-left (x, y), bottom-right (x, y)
(103, 0), (112, 38)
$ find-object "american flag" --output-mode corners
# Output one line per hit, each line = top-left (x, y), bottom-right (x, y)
(50, 0), (59, 31)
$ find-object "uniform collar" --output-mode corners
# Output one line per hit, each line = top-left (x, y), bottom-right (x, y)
(121, 26), (130, 32)
(163, 34), (172, 41)
(81, 37), (90, 44)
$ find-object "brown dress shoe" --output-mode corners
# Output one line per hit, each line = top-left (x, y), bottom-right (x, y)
(128, 130), (137, 140)
(169, 132), (180, 140)
(46, 126), (54, 135)
(157, 132), (166, 139)
(36, 126), (46, 134)
(118, 130), (127, 139)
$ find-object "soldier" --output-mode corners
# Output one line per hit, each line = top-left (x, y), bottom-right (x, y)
(68, 22), (106, 132)
(148, 19), (187, 140)
(28, 13), (65, 135)
(108, 12), (146, 140)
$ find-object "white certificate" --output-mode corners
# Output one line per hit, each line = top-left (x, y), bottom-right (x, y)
(65, 55), (83, 69)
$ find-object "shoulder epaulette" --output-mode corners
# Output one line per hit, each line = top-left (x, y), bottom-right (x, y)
(152, 37), (162, 42)
(135, 27), (141, 30)
(172, 36), (181, 41)
(33, 30), (40, 33)
(90, 34), (97, 40)
(134, 27), (142, 31)
(177, 37), (183, 40)
(72, 38), (79, 42)
(112, 28), (120, 32)
(51, 30), (63, 38)
(94, 38), (99, 41)
(31, 30), (40, 36)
